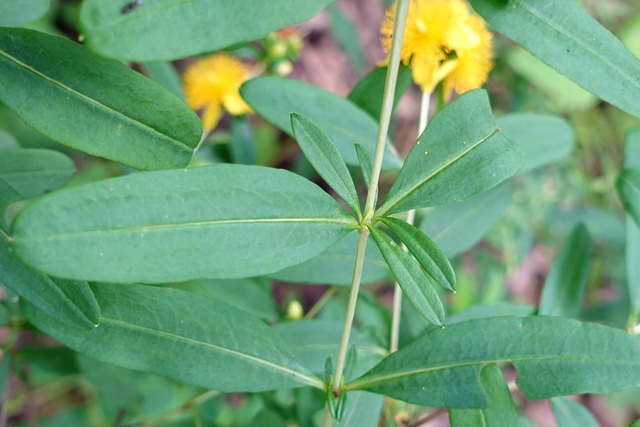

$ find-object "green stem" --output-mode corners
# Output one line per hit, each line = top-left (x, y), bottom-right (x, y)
(305, 286), (338, 319)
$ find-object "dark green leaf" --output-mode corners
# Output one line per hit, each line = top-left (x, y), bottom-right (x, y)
(0, 352), (9, 399)
(291, 114), (361, 218)
(0, 148), (75, 198)
(142, 62), (185, 100)
(368, 226), (444, 326)
(497, 113), (573, 174)
(550, 397), (599, 427)
(241, 76), (402, 169)
(379, 216), (455, 291)
(377, 90), (523, 216)
(11, 165), (357, 283)
(230, 116), (258, 165)
(346, 316), (640, 407)
(468, 0), (640, 118)
(449, 364), (520, 426)
(347, 65), (412, 120)
(23, 283), (321, 391)
(0, 178), (20, 232)
(420, 176), (514, 258)
(79, 0), (335, 61)
(0, 0), (50, 27)
(354, 143), (373, 189)
(617, 169), (640, 228)
(538, 223), (592, 318)
(0, 28), (201, 170)
(0, 233), (99, 330)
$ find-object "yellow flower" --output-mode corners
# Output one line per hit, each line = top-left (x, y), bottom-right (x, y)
(183, 53), (252, 132)
(381, 0), (493, 96)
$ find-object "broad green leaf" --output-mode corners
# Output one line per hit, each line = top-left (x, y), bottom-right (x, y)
(379, 217), (455, 291)
(326, 5), (364, 73)
(0, 178), (20, 232)
(23, 283), (321, 392)
(346, 316), (640, 407)
(347, 65), (413, 120)
(78, 0), (334, 61)
(368, 226), (444, 326)
(0, 0), (50, 27)
(550, 397), (599, 427)
(377, 90), (523, 216)
(142, 62), (184, 100)
(0, 233), (99, 330)
(497, 113), (573, 174)
(617, 169), (640, 228)
(0, 148), (75, 198)
(269, 231), (389, 286)
(354, 143), (373, 189)
(421, 175), (514, 258)
(624, 130), (640, 315)
(11, 165), (357, 283)
(449, 364), (520, 427)
(241, 76), (402, 169)
(0, 129), (18, 148)
(539, 224), (592, 318)
(0, 28), (201, 170)
(467, 0), (640, 118)
(291, 114), (361, 218)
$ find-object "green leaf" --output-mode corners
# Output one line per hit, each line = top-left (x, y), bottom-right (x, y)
(368, 226), (445, 326)
(0, 179), (20, 232)
(625, 130), (640, 315)
(0, 129), (19, 148)
(346, 316), (640, 407)
(230, 116), (258, 165)
(23, 283), (321, 392)
(347, 65), (413, 120)
(142, 62), (185, 100)
(379, 217), (455, 291)
(377, 90), (523, 216)
(330, 392), (384, 427)
(11, 165), (357, 284)
(241, 76), (402, 169)
(291, 114), (361, 218)
(550, 397), (599, 427)
(420, 181), (514, 258)
(326, 5), (364, 73)
(449, 364), (520, 427)
(0, 233), (99, 330)
(467, 0), (640, 118)
(497, 113), (573, 174)
(269, 231), (389, 286)
(0, 0), (50, 27)
(0, 28), (201, 170)
(447, 302), (535, 325)
(78, 0), (334, 61)
(354, 143), (373, 189)
(617, 169), (640, 228)
(538, 224), (591, 318)
(0, 148), (75, 198)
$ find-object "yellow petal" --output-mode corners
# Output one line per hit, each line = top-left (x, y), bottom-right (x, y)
(223, 92), (252, 116)
(201, 102), (223, 133)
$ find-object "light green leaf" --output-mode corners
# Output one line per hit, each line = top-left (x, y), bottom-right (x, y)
(497, 113), (573, 174)
(0, 148), (75, 198)
(346, 316), (640, 407)
(354, 143), (373, 189)
(0, 129), (18, 148)
(330, 392), (384, 427)
(617, 169), (640, 228)
(11, 165), (357, 284)
(421, 180), (514, 258)
(0, 0), (50, 27)
(326, 4), (364, 73)
(269, 231), (389, 286)
(379, 217), (455, 291)
(142, 62), (184, 100)
(449, 364), (520, 427)
(24, 283), (320, 391)
(377, 90), (523, 216)
(0, 233), (99, 330)
(241, 76), (402, 169)
(230, 116), (258, 165)
(539, 224), (591, 318)
(550, 397), (599, 427)
(625, 130), (640, 315)
(0, 28), (201, 170)
(468, 0), (640, 118)
(347, 65), (413, 120)
(368, 226), (444, 326)
(291, 114), (361, 218)
(78, 0), (334, 61)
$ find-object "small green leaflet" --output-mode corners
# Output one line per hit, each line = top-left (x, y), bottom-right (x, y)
(0, 148), (75, 198)
(618, 169), (640, 229)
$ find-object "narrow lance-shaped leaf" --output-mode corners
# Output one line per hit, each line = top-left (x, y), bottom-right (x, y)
(617, 169), (640, 229)
(22, 283), (321, 392)
(0, 28), (201, 171)
(449, 364), (520, 427)
(346, 316), (640, 408)
(538, 223), (592, 318)
(0, 179), (20, 233)
(10, 165), (357, 284)
(291, 114), (361, 219)
(347, 64), (413, 120)
(467, 0), (640, 119)
(0, 233), (99, 330)
(623, 130), (640, 315)
(379, 216), (455, 291)
(368, 226), (445, 326)
(550, 397), (600, 427)
(79, 0), (335, 62)
(0, 148), (75, 198)
(377, 89), (524, 216)
(354, 142), (378, 209)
